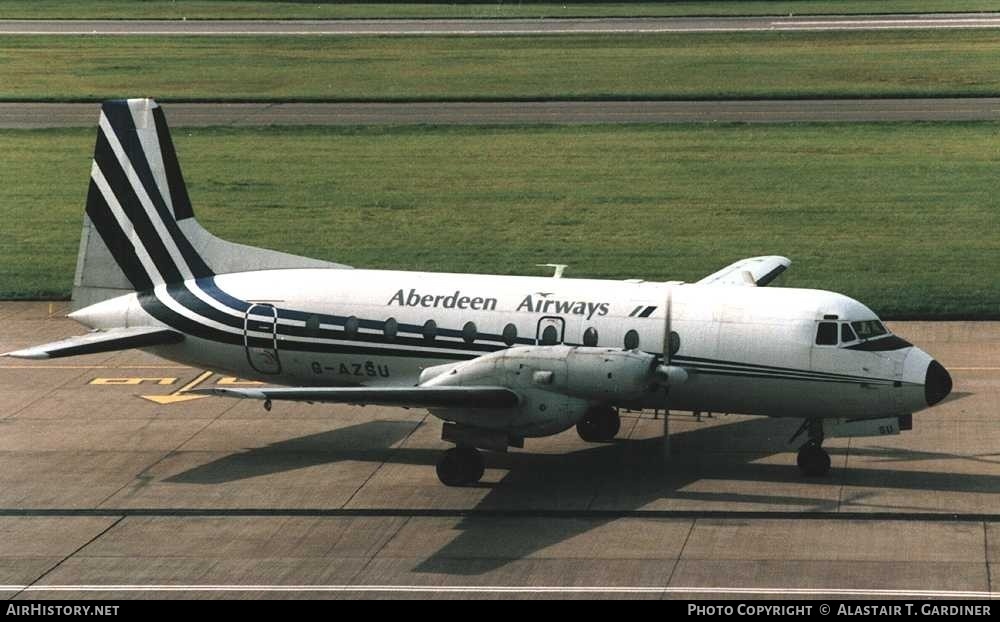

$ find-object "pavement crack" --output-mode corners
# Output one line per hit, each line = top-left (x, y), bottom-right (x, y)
(93, 386), (239, 508)
(340, 413), (428, 510)
(985, 522), (993, 593)
(13, 515), (124, 599)
(663, 517), (696, 599)
(346, 514), (412, 586)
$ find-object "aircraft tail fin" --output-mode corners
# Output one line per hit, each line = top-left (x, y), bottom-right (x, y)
(73, 98), (349, 310)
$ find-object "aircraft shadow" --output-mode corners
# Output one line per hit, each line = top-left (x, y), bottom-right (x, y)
(165, 414), (1000, 575)
(165, 420), (427, 484)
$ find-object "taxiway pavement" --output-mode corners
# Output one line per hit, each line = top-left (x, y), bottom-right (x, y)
(0, 302), (996, 599)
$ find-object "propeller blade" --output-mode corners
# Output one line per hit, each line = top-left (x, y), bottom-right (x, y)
(660, 285), (673, 459)
(662, 286), (672, 366)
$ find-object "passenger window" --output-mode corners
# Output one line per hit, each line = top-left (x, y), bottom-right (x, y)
(841, 323), (857, 343)
(305, 315), (321, 336)
(624, 329), (640, 350)
(815, 322), (837, 345)
(422, 319), (437, 342)
(383, 317), (398, 341)
(583, 326), (599, 347)
(344, 316), (359, 338)
(462, 321), (477, 344)
(502, 323), (517, 346)
(540, 325), (559, 345)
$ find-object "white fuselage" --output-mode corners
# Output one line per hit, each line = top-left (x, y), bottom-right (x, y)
(71, 267), (935, 422)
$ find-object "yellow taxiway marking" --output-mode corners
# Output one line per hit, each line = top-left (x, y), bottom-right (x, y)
(91, 377), (178, 386)
(141, 370), (213, 405)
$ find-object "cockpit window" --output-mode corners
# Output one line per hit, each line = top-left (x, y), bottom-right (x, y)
(841, 323), (857, 343)
(815, 322), (838, 346)
(851, 320), (888, 340)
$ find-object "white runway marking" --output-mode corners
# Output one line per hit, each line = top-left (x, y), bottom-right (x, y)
(786, 18), (1000, 25)
(2, 14), (999, 36)
(0, 585), (995, 597)
(8, 27), (1000, 35)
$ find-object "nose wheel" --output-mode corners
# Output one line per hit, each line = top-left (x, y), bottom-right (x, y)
(792, 419), (831, 477)
(436, 446), (485, 486)
(797, 439), (831, 476)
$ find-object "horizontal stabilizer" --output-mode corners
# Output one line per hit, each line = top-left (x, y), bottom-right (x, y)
(194, 386), (520, 409)
(697, 255), (791, 287)
(2, 326), (183, 360)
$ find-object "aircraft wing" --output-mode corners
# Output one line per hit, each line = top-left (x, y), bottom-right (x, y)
(1, 326), (183, 360)
(194, 386), (521, 409)
(696, 255), (790, 287)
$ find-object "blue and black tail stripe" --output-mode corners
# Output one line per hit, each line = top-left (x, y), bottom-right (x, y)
(151, 105), (195, 221)
(97, 101), (213, 282)
(84, 178), (155, 293)
(93, 129), (186, 285)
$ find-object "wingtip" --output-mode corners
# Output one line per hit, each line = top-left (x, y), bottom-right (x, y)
(187, 388), (221, 397)
(0, 348), (50, 360)
(188, 387), (261, 399)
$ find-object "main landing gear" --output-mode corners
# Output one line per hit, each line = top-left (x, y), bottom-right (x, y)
(795, 419), (831, 477)
(576, 406), (621, 443)
(435, 423), (519, 486)
(436, 446), (485, 487)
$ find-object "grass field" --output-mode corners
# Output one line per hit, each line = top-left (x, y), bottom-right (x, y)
(3, 30), (1000, 102)
(3, 1), (999, 20)
(1, 123), (995, 318)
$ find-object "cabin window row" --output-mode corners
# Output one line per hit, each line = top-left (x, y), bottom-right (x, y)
(317, 315), (642, 350)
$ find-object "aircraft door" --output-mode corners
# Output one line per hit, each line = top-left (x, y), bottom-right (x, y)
(245, 304), (282, 375)
(536, 316), (565, 345)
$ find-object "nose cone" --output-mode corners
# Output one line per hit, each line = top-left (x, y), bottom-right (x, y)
(924, 360), (952, 406)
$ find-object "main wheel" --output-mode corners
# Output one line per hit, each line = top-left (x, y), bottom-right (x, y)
(436, 447), (485, 486)
(797, 440), (831, 477)
(576, 406), (621, 443)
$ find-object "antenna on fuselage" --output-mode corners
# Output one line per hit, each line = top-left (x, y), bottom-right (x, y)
(536, 264), (568, 278)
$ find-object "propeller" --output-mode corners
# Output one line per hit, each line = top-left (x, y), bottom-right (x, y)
(652, 284), (685, 460)
(654, 285), (688, 388)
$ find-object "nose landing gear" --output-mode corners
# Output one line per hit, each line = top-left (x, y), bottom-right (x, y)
(793, 419), (831, 477)
(797, 439), (831, 476)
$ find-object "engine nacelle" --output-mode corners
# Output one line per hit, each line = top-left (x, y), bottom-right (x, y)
(420, 345), (658, 437)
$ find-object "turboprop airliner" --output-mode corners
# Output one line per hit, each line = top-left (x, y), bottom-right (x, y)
(3, 99), (953, 486)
